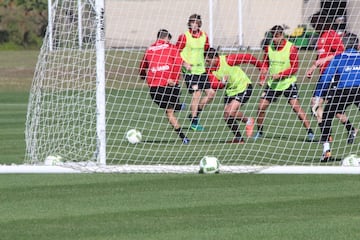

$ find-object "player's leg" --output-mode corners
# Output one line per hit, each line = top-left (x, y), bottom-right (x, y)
(336, 113), (357, 144)
(164, 86), (190, 144)
(254, 98), (269, 139)
(285, 84), (315, 141)
(198, 88), (216, 113)
(311, 96), (324, 123)
(254, 86), (275, 139)
(184, 74), (204, 131)
(319, 100), (338, 162)
(189, 90), (203, 130)
(231, 86), (254, 137)
(223, 97), (244, 143)
(190, 74), (215, 130)
(166, 109), (189, 144)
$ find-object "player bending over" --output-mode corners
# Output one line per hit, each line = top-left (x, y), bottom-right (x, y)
(204, 47), (264, 143)
(140, 29), (190, 144)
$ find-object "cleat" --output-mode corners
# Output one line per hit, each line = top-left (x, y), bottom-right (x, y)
(320, 150), (331, 163)
(188, 113), (192, 120)
(245, 117), (255, 138)
(347, 129), (358, 144)
(182, 137), (190, 144)
(253, 131), (262, 140)
(307, 132), (315, 141)
(191, 123), (204, 131)
(227, 137), (245, 144)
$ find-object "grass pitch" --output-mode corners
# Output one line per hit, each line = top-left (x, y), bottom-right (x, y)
(0, 51), (360, 239)
(1, 174), (360, 240)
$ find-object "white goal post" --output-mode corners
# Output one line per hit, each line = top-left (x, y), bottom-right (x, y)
(23, 0), (360, 173)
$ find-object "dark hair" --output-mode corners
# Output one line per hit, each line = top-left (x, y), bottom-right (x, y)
(157, 29), (172, 40)
(188, 14), (202, 28)
(270, 25), (284, 36)
(342, 32), (359, 50)
(309, 11), (334, 32)
(204, 47), (218, 59)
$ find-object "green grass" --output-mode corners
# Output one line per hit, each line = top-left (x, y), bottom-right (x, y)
(1, 174), (360, 240)
(1, 51), (360, 239)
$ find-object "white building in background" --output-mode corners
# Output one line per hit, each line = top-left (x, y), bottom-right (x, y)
(105, 0), (360, 49)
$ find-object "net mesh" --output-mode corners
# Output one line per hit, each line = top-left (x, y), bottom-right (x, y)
(25, 0), (360, 172)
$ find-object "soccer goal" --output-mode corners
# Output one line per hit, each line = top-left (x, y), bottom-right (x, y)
(23, 0), (360, 173)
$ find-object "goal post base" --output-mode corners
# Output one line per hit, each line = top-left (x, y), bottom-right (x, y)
(0, 165), (360, 174)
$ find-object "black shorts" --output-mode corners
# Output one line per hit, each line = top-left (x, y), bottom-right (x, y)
(326, 87), (360, 115)
(184, 73), (211, 94)
(224, 85), (253, 105)
(149, 85), (182, 110)
(261, 83), (299, 103)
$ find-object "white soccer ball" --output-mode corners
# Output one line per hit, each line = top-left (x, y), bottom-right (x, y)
(341, 154), (360, 167)
(44, 155), (63, 166)
(126, 129), (142, 144)
(199, 156), (220, 174)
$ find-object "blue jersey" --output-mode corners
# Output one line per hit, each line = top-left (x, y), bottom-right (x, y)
(314, 48), (360, 97)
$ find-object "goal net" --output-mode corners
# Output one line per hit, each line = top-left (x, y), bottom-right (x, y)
(25, 0), (360, 173)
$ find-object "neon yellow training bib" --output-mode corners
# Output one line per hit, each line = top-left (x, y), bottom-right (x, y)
(180, 31), (206, 74)
(267, 40), (296, 91)
(212, 55), (251, 96)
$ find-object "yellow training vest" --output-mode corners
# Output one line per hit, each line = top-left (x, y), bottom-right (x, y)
(267, 40), (296, 91)
(180, 31), (206, 74)
(212, 55), (251, 96)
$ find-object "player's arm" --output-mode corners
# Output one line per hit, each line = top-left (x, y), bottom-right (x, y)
(313, 58), (337, 98)
(175, 34), (192, 71)
(139, 53), (148, 80)
(207, 71), (225, 90)
(204, 33), (210, 51)
(171, 47), (183, 82)
(331, 34), (345, 56)
(226, 53), (263, 69)
(313, 34), (344, 68)
(273, 45), (298, 80)
(257, 47), (270, 85)
(175, 34), (186, 51)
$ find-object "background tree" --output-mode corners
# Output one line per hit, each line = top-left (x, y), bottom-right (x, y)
(0, 0), (47, 48)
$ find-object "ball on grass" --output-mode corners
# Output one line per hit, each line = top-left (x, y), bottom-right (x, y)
(199, 156), (220, 174)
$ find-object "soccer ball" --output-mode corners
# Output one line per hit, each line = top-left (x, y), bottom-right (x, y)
(44, 155), (63, 166)
(199, 156), (220, 174)
(341, 154), (360, 167)
(126, 129), (142, 144)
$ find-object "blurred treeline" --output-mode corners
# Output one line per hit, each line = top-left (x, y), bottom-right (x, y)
(0, 0), (47, 49)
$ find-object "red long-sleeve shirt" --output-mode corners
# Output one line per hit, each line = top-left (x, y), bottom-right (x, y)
(316, 29), (345, 74)
(262, 39), (299, 78)
(139, 39), (183, 87)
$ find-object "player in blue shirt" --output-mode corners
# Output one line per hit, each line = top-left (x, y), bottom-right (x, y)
(314, 33), (360, 162)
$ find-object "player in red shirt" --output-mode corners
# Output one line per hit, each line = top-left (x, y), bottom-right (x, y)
(176, 14), (216, 131)
(140, 29), (189, 144)
(306, 13), (357, 142)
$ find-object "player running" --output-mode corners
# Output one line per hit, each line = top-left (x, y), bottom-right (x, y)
(315, 33), (360, 162)
(204, 47), (264, 143)
(140, 29), (190, 144)
(306, 12), (357, 142)
(176, 14), (216, 131)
